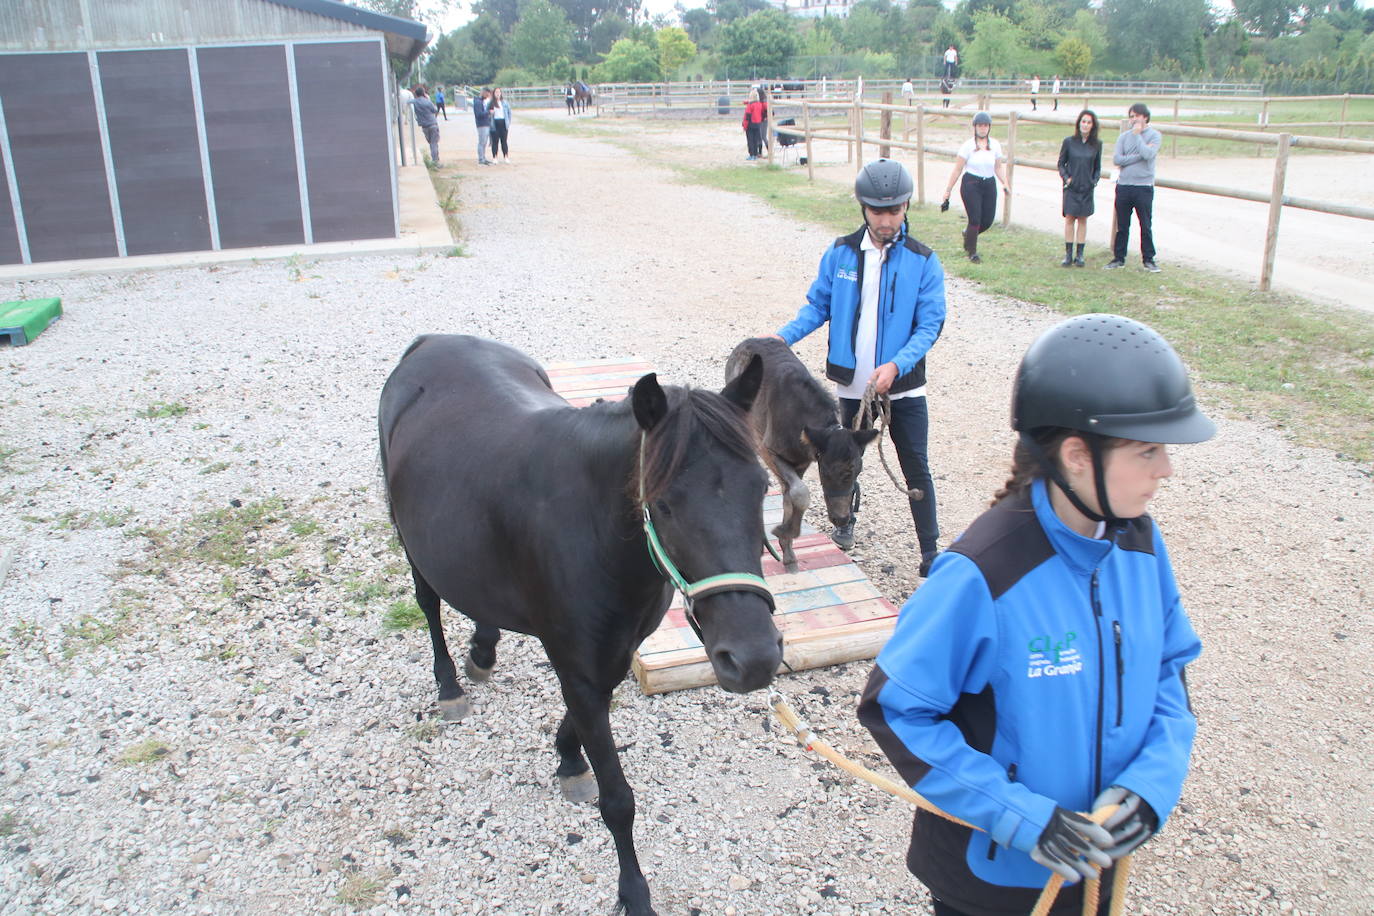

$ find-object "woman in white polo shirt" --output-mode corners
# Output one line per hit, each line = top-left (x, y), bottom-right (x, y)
(941, 111), (1010, 264)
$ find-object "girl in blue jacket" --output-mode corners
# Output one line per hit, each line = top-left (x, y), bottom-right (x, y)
(859, 313), (1214, 916)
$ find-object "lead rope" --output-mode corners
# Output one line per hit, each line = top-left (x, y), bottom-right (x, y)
(852, 381), (924, 501)
(768, 693), (1133, 916)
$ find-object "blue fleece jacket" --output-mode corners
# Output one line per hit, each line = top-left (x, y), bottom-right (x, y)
(858, 479), (1201, 914)
(777, 224), (945, 394)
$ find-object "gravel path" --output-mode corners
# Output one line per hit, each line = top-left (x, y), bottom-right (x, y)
(2, 112), (1372, 916)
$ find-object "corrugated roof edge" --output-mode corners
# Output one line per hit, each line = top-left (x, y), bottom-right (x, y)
(265, 0), (429, 60)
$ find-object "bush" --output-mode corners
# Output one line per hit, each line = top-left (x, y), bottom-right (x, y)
(493, 67), (540, 87)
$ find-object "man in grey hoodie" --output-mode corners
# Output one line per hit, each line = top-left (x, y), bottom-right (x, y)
(407, 86), (441, 166)
(1106, 103), (1162, 272)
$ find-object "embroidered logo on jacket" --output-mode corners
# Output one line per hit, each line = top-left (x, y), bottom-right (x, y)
(1027, 632), (1083, 678)
(835, 268), (858, 283)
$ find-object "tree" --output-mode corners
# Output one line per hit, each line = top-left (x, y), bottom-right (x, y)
(1232, 0), (1305, 39)
(509, 0), (575, 78)
(717, 9), (799, 78)
(1054, 35), (1092, 77)
(712, 0), (771, 25)
(590, 15), (632, 56)
(1067, 9), (1107, 66)
(1102, 0), (1212, 72)
(657, 26), (697, 76)
(682, 8), (715, 44)
(966, 11), (1029, 75)
(470, 0), (522, 33)
(592, 36), (662, 80)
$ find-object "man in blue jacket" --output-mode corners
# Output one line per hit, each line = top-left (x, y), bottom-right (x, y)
(773, 159), (946, 576)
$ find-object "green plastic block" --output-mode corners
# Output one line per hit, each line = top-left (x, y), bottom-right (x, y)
(0, 298), (62, 346)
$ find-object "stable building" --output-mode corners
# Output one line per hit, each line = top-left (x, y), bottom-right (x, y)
(0, 0), (427, 267)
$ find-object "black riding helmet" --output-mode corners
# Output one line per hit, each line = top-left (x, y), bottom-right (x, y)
(855, 159), (914, 208)
(1012, 313), (1215, 522)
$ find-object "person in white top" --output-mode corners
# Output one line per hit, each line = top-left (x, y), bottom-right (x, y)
(901, 78), (915, 104)
(1029, 75), (1041, 110)
(940, 111), (1010, 263)
(943, 46), (958, 78)
(1051, 74), (1062, 110)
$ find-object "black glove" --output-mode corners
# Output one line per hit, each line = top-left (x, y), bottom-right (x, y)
(939, 198), (950, 213)
(1029, 806), (1114, 881)
(1092, 786), (1159, 858)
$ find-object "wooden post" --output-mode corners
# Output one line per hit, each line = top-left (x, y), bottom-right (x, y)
(880, 90), (892, 159)
(916, 104), (926, 206)
(1003, 111), (1017, 227)
(1340, 93), (1350, 139)
(1171, 97), (1179, 158)
(766, 91), (775, 166)
(847, 106), (854, 164)
(855, 97), (865, 171)
(804, 102), (814, 182)
(1259, 132), (1291, 292)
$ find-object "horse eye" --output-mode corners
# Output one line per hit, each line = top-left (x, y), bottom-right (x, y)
(654, 500), (673, 518)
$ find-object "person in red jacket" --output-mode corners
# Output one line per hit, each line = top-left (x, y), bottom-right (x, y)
(742, 88), (767, 160)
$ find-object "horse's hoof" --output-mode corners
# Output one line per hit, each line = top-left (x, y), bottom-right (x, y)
(784, 560), (799, 574)
(558, 772), (597, 804)
(437, 697), (471, 721)
(464, 655), (494, 683)
(770, 523), (789, 540)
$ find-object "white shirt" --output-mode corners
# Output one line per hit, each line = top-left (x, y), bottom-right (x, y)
(1030, 77), (1040, 93)
(836, 231), (925, 402)
(901, 80), (914, 98)
(957, 136), (1003, 179)
(1052, 78), (1061, 94)
(944, 48), (958, 64)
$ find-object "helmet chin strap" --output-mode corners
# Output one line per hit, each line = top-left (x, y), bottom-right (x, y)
(1019, 432), (1121, 525)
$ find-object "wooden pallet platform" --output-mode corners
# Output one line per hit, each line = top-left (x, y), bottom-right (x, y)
(547, 358), (898, 695)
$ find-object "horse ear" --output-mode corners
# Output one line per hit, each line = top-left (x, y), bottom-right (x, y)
(854, 428), (880, 449)
(631, 373), (668, 431)
(721, 353), (762, 413)
(802, 425), (829, 454)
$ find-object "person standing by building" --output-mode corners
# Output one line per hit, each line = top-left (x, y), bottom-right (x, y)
(770, 159), (946, 577)
(1058, 110), (1102, 267)
(488, 87), (512, 163)
(434, 86), (448, 120)
(406, 85), (441, 166)
(940, 111), (1010, 264)
(859, 312), (1214, 916)
(1107, 103), (1162, 272)
(1029, 75), (1040, 111)
(473, 88), (492, 165)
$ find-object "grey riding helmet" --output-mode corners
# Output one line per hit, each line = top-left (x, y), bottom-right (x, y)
(855, 159), (913, 207)
(1012, 313), (1215, 444)
(972, 111), (993, 127)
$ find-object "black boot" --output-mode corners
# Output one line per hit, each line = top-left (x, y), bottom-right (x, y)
(1074, 243), (1086, 267)
(1062, 242), (1073, 267)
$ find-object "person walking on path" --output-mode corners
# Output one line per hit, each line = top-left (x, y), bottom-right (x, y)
(488, 88), (512, 162)
(770, 159), (946, 577)
(434, 87), (448, 120)
(1058, 110), (1102, 267)
(473, 88), (493, 165)
(1029, 75), (1040, 111)
(941, 111), (1010, 264)
(1051, 75), (1061, 110)
(1107, 103), (1163, 272)
(406, 85), (441, 166)
(859, 312), (1214, 916)
(902, 78), (915, 105)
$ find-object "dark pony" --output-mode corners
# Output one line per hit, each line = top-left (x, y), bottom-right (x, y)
(378, 335), (781, 916)
(725, 337), (877, 569)
(574, 80), (593, 113)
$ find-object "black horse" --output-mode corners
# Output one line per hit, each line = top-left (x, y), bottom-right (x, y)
(725, 337), (877, 569)
(378, 335), (782, 916)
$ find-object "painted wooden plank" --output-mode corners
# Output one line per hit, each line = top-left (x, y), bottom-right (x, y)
(546, 358), (898, 695)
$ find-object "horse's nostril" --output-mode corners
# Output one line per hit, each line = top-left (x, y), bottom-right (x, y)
(711, 648), (742, 683)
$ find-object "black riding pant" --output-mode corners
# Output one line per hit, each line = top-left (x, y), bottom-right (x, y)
(490, 120), (509, 158)
(959, 173), (997, 255)
(839, 395), (939, 558)
(746, 123), (763, 157)
(1113, 183), (1156, 263)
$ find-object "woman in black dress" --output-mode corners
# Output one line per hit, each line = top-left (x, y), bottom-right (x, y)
(1058, 109), (1101, 267)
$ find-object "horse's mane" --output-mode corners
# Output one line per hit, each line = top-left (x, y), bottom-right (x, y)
(636, 387), (755, 507)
